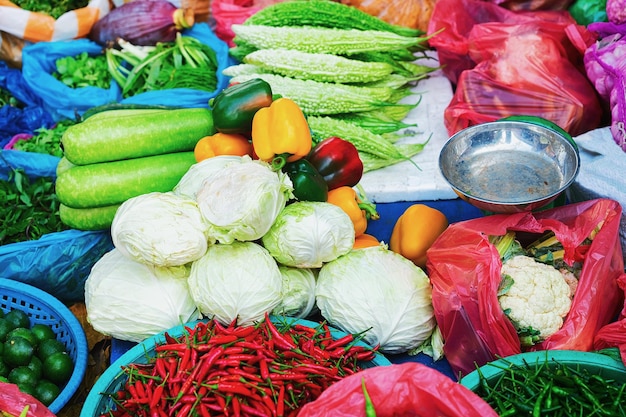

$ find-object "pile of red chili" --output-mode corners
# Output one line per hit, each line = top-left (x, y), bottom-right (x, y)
(98, 313), (378, 417)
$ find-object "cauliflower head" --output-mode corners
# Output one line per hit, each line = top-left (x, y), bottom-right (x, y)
(498, 255), (572, 342)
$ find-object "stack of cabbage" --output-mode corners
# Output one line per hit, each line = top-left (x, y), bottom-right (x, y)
(222, 0), (438, 172)
(84, 156), (438, 357)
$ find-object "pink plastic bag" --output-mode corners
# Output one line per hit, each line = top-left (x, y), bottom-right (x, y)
(427, 198), (625, 377)
(210, 0), (289, 46)
(297, 363), (498, 417)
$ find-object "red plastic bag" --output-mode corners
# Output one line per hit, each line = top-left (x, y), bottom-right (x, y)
(427, 0), (576, 84)
(443, 20), (602, 136)
(483, 0), (574, 11)
(0, 382), (56, 417)
(297, 362), (498, 417)
(426, 198), (625, 377)
(595, 274), (626, 363)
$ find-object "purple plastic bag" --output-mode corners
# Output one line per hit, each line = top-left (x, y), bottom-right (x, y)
(584, 28), (626, 152)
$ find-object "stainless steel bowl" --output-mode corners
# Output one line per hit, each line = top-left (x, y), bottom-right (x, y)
(439, 120), (580, 213)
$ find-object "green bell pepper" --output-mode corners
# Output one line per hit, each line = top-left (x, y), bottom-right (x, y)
(283, 159), (328, 202)
(210, 78), (273, 134)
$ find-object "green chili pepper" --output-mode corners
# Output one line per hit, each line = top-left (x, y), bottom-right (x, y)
(210, 78), (273, 134)
(361, 377), (376, 417)
(283, 159), (328, 202)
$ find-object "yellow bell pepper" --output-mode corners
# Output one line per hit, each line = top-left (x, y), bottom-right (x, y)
(251, 98), (312, 169)
(327, 186), (379, 237)
(389, 204), (448, 269)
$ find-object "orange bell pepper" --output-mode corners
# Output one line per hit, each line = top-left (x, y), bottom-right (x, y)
(194, 132), (253, 162)
(389, 204), (448, 269)
(327, 186), (379, 237)
(353, 233), (381, 249)
(251, 98), (312, 170)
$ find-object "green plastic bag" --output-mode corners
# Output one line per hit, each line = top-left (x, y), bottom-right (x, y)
(568, 0), (608, 25)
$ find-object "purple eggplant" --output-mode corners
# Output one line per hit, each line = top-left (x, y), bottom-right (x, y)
(89, 0), (195, 46)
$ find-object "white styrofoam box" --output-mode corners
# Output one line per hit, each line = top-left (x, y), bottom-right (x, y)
(359, 52), (458, 203)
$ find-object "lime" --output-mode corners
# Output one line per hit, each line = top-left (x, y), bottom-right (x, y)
(18, 381), (37, 397)
(7, 327), (37, 347)
(37, 338), (66, 361)
(0, 309), (4, 318)
(0, 376), (7, 383)
(4, 336), (34, 367)
(8, 365), (39, 387)
(0, 318), (11, 343)
(34, 379), (61, 406)
(27, 355), (43, 380)
(42, 351), (73, 385)
(0, 359), (9, 378)
(30, 324), (56, 345)
(4, 309), (30, 330)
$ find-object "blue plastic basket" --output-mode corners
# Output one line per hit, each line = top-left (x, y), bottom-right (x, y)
(0, 278), (89, 414)
(81, 316), (392, 417)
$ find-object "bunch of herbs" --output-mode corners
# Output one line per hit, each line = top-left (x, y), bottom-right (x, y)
(106, 34), (218, 97)
(12, 119), (75, 157)
(11, 0), (89, 19)
(0, 167), (68, 245)
(52, 52), (111, 89)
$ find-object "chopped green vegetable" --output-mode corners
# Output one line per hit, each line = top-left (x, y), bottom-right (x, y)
(52, 52), (111, 89)
(0, 167), (68, 245)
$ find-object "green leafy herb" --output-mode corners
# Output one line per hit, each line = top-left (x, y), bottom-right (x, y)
(11, 0), (89, 19)
(52, 52), (111, 89)
(106, 34), (219, 97)
(0, 87), (24, 108)
(12, 119), (75, 157)
(0, 166), (68, 245)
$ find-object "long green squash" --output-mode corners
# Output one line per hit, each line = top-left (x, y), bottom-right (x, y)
(61, 107), (214, 165)
(56, 152), (196, 208)
(59, 204), (121, 231)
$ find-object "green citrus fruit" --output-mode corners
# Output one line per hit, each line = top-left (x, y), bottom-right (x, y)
(30, 324), (56, 345)
(4, 309), (30, 330)
(42, 351), (73, 385)
(18, 381), (37, 396)
(0, 319), (12, 343)
(8, 365), (38, 387)
(0, 359), (9, 378)
(4, 336), (34, 367)
(7, 327), (37, 347)
(34, 379), (61, 406)
(0, 309), (4, 318)
(27, 355), (43, 380)
(37, 338), (66, 361)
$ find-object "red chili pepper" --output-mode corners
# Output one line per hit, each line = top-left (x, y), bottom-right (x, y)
(259, 358), (270, 380)
(232, 395), (242, 417)
(240, 403), (270, 417)
(325, 333), (354, 351)
(264, 313), (297, 350)
(275, 384), (285, 417)
(306, 136), (364, 190)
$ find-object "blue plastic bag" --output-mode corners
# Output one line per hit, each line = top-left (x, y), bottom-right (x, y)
(0, 150), (113, 302)
(0, 61), (55, 148)
(20, 23), (235, 121)
(21, 39), (122, 122)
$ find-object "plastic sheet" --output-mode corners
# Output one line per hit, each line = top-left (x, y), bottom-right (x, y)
(0, 150), (113, 302)
(427, 198), (625, 377)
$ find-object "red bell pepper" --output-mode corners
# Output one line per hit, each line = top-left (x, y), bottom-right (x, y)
(306, 136), (363, 190)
